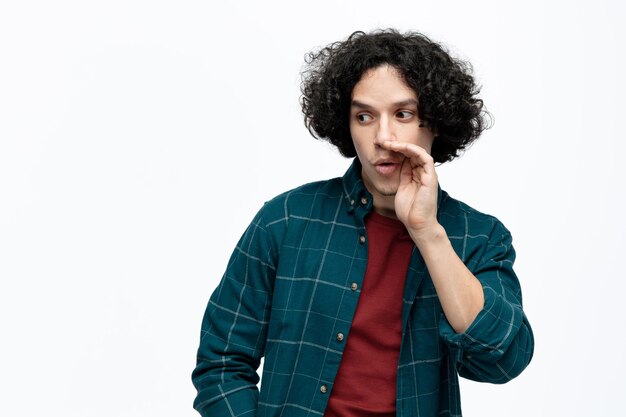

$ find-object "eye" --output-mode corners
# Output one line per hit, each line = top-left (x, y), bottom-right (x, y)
(356, 113), (373, 123)
(396, 110), (414, 120)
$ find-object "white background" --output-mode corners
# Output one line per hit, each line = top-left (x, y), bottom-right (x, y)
(1, 0), (625, 416)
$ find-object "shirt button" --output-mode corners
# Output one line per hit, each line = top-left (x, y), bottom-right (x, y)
(336, 332), (344, 342)
(359, 235), (366, 244)
(320, 384), (328, 394)
(350, 282), (358, 291)
(360, 196), (368, 205)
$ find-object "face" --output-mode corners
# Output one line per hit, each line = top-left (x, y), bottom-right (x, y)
(350, 64), (435, 212)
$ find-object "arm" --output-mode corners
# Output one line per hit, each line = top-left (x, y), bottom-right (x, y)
(412, 224), (485, 333)
(437, 221), (534, 383)
(385, 140), (484, 333)
(384, 140), (534, 383)
(191, 208), (277, 416)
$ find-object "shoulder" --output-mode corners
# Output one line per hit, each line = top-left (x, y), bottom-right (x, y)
(254, 176), (345, 227)
(439, 189), (511, 231)
(438, 189), (512, 243)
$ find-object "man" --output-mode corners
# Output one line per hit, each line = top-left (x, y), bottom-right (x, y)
(192, 29), (534, 417)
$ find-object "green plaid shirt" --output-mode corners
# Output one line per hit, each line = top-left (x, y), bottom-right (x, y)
(192, 159), (534, 417)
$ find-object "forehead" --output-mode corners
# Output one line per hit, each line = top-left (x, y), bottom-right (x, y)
(351, 64), (417, 104)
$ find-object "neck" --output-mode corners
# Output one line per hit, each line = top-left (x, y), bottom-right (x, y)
(372, 195), (398, 219)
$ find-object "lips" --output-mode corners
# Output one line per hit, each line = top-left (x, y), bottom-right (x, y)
(374, 159), (402, 176)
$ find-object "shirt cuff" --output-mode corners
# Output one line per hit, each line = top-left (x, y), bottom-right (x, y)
(194, 384), (258, 417)
(438, 285), (524, 361)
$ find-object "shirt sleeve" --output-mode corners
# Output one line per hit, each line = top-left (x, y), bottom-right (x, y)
(438, 219), (534, 383)
(191, 206), (277, 416)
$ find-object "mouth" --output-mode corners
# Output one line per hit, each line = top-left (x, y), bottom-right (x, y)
(374, 160), (401, 176)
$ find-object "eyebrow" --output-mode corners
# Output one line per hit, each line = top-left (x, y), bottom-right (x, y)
(351, 99), (418, 109)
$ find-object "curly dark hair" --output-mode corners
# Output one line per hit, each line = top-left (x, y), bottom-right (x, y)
(300, 29), (493, 163)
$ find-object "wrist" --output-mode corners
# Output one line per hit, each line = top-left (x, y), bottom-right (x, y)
(409, 223), (447, 248)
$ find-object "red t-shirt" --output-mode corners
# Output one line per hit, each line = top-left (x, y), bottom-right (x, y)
(324, 211), (414, 417)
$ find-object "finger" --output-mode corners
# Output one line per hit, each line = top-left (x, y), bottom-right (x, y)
(399, 157), (414, 186)
(382, 141), (435, 173)
(384, 142), (438, 188)
(398, 156), (437, 193)
(382, 141), (431, 162)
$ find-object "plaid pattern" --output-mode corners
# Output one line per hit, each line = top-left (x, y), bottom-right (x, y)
(192, 159), (534, 417)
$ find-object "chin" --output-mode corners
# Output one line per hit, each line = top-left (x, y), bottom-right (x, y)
(363, 172), (399, 198)
(374, 184), (399, 197)
(379, 190), (398, 197)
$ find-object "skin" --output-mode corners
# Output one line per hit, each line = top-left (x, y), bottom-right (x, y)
(350, 64), (484, 333)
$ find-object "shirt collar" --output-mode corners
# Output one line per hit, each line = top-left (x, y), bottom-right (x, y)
(341, 158), (367, 213)
(341, 157), (444, 215)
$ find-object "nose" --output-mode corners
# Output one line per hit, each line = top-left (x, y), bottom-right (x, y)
(373, 115), (394, 147)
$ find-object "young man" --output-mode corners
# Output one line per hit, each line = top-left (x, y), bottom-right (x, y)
(192, 29), (534, 417)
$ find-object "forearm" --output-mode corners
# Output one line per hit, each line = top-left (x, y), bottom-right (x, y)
(411, 223), (484, 333)
(438, 285), (534, 383)
(192, 205), (277, 416)
(192, 297), (264, 416)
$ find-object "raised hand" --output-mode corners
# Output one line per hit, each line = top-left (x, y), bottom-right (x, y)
(381, 141), (440, 240)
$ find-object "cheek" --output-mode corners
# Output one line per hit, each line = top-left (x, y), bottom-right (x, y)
(351, 141), (367, 161)
(350, 128), (371, 151)
(403, 127), (433, 146)
(419, 135), (435, 154)
(397, 130), (419, 145)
